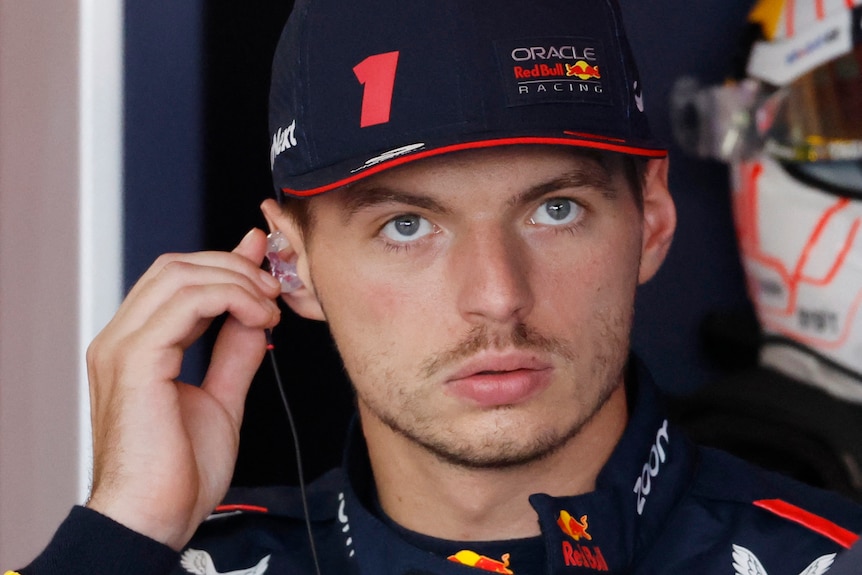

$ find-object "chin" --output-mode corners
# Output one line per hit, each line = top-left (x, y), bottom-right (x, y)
(389, 410), (583, 470)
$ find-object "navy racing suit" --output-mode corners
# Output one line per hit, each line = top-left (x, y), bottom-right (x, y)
(13, 360), (862, 575)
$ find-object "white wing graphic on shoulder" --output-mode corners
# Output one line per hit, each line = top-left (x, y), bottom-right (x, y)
(180, 549), (271, 575)
(798, 553), (836, 575)
(240, 555), (271, 575)
(180, 549), (213, 575)
(733, 544), (769, 575)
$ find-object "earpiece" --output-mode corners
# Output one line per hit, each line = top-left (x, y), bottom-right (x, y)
(266, 230), (304, 293)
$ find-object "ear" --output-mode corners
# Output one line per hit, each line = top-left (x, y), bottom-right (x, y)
(260, 198), (326, 321)
(637, 158), (676, 285)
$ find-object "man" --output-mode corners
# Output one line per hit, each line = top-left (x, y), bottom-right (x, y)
(9, 0), (862, 574)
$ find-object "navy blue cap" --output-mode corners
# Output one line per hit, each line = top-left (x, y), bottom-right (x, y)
(270, 0), (666, 198)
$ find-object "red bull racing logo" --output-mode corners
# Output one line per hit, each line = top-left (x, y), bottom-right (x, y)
(497, 36), (609, 107)
(557, 511), (609, 571)
(513, 61), (601, 82)
(448, 550), (514, 574)
(566, 61), (601, 80)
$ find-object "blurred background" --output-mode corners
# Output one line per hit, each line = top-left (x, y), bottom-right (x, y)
(0, 0), (756, 565)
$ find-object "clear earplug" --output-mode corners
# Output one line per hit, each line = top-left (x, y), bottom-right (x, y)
(266, 231), (304, 293)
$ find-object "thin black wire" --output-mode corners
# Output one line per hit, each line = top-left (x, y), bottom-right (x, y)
(265, 328), (323, 575)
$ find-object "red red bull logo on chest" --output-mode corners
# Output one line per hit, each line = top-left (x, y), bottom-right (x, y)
(448, 550), (514, 574)
(561, 542), (609, 571)
(557, 510), (592, 541)
(557, 511), (609, 571)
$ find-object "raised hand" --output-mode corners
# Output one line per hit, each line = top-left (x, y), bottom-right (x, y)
(85, 229), (281, 550)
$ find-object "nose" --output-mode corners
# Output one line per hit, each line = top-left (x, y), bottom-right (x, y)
(451, 226), (534, 325)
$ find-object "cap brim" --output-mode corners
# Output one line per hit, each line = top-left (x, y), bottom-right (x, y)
(280, 132), (667, 197)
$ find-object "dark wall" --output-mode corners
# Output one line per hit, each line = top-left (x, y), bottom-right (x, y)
(124, 1), (205, 380)
(204, 2), (353, 486)
(621, 0), (758, 395)
(125, 1), (756, 486)
(125, 1), (204, 286)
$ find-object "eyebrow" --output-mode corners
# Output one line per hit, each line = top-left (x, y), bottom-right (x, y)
(509, 162), (618, 208)
(337, 185), (452, 223)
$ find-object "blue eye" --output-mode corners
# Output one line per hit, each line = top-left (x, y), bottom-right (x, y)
(381, 214), (435, 242)
(530, 199), (581, 226)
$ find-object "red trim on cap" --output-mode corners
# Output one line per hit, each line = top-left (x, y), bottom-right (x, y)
(754, 499), (860, 548)
(282, 136), (667, 197)
(214, 504), (269, 514)
(563, 131), (627, 143)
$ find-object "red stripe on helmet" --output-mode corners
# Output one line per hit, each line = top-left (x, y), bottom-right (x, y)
(787, 0), (796, 37)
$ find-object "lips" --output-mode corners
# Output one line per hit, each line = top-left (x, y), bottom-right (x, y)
(444, 352), (553, 407)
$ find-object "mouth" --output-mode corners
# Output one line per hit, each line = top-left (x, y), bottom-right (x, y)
(445, 352), (553, 408)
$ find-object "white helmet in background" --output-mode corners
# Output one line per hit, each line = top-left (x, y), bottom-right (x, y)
(673, 0), (862, 401)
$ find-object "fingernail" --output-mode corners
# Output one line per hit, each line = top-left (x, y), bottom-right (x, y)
(240, 228), (257, 245)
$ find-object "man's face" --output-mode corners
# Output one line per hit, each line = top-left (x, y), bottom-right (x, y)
(290, 146), (663, 469)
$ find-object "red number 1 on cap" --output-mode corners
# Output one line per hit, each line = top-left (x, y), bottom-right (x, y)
(353, 51), (400, 128)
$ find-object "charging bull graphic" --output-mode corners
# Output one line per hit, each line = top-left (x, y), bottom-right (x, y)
(558, 510), (592, 541)
(566, 61), (601, 80)
(448, 550), (514, 574)
(557, 511), (610, 571)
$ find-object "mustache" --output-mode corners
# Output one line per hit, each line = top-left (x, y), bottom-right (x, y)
(418, 323), (576, 379)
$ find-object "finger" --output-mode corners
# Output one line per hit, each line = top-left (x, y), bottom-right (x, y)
(124, 229), (275, 306)
(110, 260), (281, 341)
(135, 282), (280, 358)
(129, 250), (280, 307)
(87, 280), (278, 413)
(200, 314), (270, 426)
(110, 228), (279, 340)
